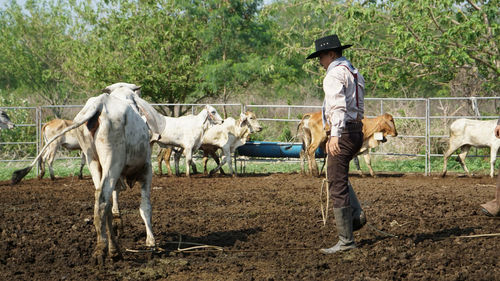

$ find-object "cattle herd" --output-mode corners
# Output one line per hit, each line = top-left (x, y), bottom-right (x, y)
(1, 83), (499, 266)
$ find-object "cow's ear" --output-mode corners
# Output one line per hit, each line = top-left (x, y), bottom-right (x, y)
(132, 85), (141, 91)
(102, 87), (111, 94)
(239, 113), (248, 126)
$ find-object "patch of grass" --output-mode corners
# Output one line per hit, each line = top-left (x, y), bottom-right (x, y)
(1, 154), (498, 182)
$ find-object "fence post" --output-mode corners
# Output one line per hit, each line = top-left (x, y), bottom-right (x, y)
(36, 106), (41, 176)
(425, 99), (430, 176)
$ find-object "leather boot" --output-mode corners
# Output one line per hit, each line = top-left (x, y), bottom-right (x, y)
(480, 185), (500, 216)
(348, 181), (366, 231)
(320, 207), (356, 254)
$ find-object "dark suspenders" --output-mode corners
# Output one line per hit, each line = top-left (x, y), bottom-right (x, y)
(338, 65), (359, 108)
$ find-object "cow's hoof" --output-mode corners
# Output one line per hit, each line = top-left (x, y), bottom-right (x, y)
(112, 215), (123, 238)
(109, 247), (123, 262)
(91, 245), (107, 267)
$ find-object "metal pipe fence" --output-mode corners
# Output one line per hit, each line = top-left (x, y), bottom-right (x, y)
(0, 97), (498, 176)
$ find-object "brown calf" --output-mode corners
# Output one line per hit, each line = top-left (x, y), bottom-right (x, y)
(298, 112), (397, 177)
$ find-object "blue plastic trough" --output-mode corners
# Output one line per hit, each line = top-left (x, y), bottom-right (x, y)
(236, 141), (326, 158)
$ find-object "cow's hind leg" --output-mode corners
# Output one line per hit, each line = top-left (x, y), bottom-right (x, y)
(184, 148), (193, 177)
(489, 145), (499, 178)
(299, 149), (306, 175)
(156, 149), (165, 175)
(87, 160), (108, 266)
(102, 176), (122, 262)
(46, 143), (58, 180)
(456, 145), (471, 177)
(78, 152), (85, 179)
(364, 153), (376, 177)
(442, 141), (461, 177)
(307, 144), (320, 177)
(353, 155), (364, 177)
(164, 147), (173, 176)
(173, 148), (183, 176)
(38, 151), (47, 179)
(202, 150), (210, 175)
(210, 147), (230, 176)
(111, 180), (124, 238)
(138, 165), (155, 247)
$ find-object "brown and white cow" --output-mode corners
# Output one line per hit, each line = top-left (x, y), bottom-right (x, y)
(298, 111), (398, 177)
(0, 110), (15, 130)
(12, 87), (155, 266)
(38, 119), (85, 180)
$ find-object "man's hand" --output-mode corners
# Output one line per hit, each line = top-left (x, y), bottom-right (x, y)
(326, 136), (340, 155)
(495, 124), (500, 139)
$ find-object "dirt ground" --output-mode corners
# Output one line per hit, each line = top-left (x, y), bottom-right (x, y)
(0, 172), (499, 281)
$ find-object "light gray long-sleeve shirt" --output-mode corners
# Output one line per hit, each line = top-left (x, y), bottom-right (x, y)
(322, 57), (365, 137)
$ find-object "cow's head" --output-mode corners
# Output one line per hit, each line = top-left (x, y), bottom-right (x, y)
(204, 105), (223, 125)
(239, 111), (262, 133)
(0, 110), (15, 130)
(380, 113), (398, 139)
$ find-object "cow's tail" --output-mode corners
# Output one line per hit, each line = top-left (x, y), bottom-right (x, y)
(12, 106), (101, 185)
(284, 113), (311, 150)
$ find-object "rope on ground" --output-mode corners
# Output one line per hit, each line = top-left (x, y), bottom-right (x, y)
(320, 179), (329, 226)
(320, 154), (330, 226)
(176, 234), (224, 252)
(455, 233), (500, 239)
(366, 223), (398, 238)
(125, 227), (499, 254)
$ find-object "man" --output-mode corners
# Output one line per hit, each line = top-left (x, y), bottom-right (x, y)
(306, 34), (366, 254)
(480, 117), (500, 216)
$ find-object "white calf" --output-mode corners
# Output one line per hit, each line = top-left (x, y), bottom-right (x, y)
(442, 118), (500, 178)
(201, 111), (262, 176)
(149, 106), (223, 177)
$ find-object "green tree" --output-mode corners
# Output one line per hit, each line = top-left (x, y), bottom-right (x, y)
(178, 0), (282, 115)
(68, 0), (205, 111)
(0, 0), (81, 110)
(265, 0), (498, 97)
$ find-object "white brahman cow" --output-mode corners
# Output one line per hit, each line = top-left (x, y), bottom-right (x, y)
(12, 87), (155, 266)
(442, 118), (500, 178)
(101, 83), (223, 177)
(38, 119), (85, 180)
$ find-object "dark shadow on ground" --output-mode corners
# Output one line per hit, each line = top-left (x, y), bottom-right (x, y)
(158, 227), (264, 252)
(358, 226), (479, 247)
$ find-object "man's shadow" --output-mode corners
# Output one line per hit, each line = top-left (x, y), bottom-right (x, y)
(157, 227), (263, 254)
(358, 226), (479, 247)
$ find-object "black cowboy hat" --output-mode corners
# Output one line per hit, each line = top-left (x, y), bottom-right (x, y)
(306, 34), (352, 59)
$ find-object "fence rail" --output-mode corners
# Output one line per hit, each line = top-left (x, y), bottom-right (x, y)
(1, 96), (499, 176)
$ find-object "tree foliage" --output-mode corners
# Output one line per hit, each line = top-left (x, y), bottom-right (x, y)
(0, 0), (497, 108)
